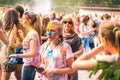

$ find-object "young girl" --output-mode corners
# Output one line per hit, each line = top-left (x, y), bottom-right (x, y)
(72, 21), (120, 70)
(0, 8), (22, 80)
(87, 19), (99, 49)
(79, 15), (96, 53)
(38, 20), (74, 80)
(9, 11), (41, 80)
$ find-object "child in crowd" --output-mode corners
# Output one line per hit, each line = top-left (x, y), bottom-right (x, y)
(9, 11), (41, 80)
(38, 20), (74, 80)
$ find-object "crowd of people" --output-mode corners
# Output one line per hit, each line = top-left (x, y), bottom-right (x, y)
(0, 4), (120, 80)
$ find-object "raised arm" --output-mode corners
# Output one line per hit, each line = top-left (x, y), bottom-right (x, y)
(72, 44), (104, 70)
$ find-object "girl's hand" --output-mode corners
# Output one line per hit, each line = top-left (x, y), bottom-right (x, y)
(42, 68), (57, 77)
(90, 28), (96, 32)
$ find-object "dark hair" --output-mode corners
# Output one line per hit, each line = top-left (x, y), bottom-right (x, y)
(81, 15), (89, 25)
(14, 5), (24, 17)
(93, 20), (97, 28)
(102, 14), (111, 20)
(4, 8), (19, 30)
(100, 22), (120, 54)
(24, 11), (37, 25)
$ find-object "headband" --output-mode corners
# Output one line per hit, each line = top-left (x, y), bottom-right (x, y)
(112, 27), (120, 34)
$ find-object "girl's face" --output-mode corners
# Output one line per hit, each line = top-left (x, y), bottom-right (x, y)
(63, 18), (73, 33)
(87, 20), (94, 28)
(49, 13), (55, 20)
(22, 14), (30, 28)
(47, 25), (58, 41)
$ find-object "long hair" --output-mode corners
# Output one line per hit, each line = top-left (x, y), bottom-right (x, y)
(100, 22), (120, 55)
(14, 5), (24, 18)
(24, 11), (41, 44)
(34, 14), (41, 44)
(41, 15), (50, 36)
(4, 8), (19, 30)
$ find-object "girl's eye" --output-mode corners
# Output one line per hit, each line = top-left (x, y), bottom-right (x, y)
(46, 31), (56, 36)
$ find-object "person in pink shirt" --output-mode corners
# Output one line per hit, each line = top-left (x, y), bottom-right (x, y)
(9, 11), (41, 80)
(38, 20), (74, 80)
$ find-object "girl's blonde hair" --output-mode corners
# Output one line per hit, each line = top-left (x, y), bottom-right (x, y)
(100, 21), (120, 55)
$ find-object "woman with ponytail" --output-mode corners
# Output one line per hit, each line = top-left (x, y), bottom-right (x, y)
(9, 11), (41, 80)
(72, 21), (120, 80)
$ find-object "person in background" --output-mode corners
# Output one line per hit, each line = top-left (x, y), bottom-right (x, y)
(72, 21), (120, 77)
(61, 15), (83, 80)
(38, 20), (74, 80)
(79, 15), (96, 53)
(101, 14), (111, 24)
(9, 11), (41, 80)
(0, 8), (21, 80)
(57, 12), (65, 21)
(74, 15), (81, 34)
(14, 5), (27, 80)
(49, 11), (56, 21)
(87, 19), (98, 49)
(41, 15), (50, 44)
(0, 19), (9, 80)
(0, 19), (8, 45)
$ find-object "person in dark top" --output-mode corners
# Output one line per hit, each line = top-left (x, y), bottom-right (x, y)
(62, 15), (84, 80)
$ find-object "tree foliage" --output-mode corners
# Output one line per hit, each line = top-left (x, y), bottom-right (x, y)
(82, 0), (120, 7)
(89, 61), (120, 80)
(0, 0), (120, 13)
(52, 0), (120, 13)
(0, 0), (32, 7)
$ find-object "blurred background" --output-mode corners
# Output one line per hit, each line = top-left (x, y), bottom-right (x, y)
(0, 0), (120, 14)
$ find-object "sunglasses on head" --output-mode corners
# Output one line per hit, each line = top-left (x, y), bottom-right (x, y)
(24, 11), (34, 15)
(24, 11), (34, 18)
(63, 21), (72, 24)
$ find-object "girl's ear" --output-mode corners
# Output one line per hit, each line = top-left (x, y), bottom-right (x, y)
(28, 18), (32, 24)
(102, 38), (106, 45)
(102, 37), (110, 49)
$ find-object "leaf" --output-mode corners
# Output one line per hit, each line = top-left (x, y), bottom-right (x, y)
(89, 61), (120, 80)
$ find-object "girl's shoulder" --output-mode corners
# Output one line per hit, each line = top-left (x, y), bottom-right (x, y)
(27, 30), (39, 41)
(28, 30), (38, 36)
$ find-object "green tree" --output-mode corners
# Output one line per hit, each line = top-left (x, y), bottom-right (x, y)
(0, 0), (25, 7)
(52, 0), (120, 13)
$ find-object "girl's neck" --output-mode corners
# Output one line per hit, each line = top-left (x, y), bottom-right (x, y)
(28, 25), (34, 30)
(106, 48), (118, 55)
(50, 38), (60, 47)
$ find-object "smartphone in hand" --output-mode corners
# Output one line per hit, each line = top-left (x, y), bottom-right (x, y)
(36, 67), (45, 73)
